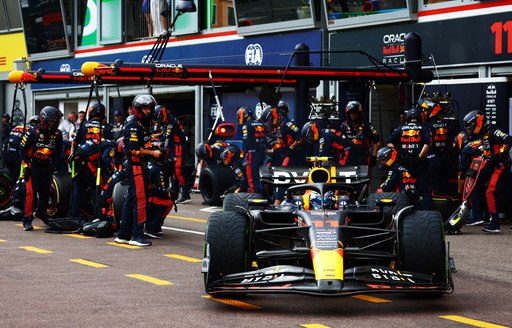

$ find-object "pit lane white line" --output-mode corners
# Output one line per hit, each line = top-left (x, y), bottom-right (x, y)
(199, 206), (222, 213)
(162, 226), (205, 236)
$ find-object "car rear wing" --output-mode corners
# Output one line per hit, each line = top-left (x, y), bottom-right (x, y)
(260, 165), (369, 187)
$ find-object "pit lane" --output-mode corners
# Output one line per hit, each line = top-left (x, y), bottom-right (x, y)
(0, 193), (511, 328)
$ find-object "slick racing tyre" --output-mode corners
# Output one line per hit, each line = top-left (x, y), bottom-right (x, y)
(0, 169), (13, 210)
(47, 173), (72, 219)
(199, 165), (236, 206)
(367, 192), (410, 225)
(112, 181), (128, 229)
(400, 210), (447, 286)
(203, 211), (251, 298)
(223, 192), (266, 212)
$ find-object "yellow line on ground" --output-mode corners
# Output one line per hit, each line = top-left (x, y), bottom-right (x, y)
(202, 295), (262, 310)
(19, 246), (53, 254)
(163, 254), (202, 263)
(105, 242), (142, 249)
(300, 324), (332, 328)
(64, 234), (92, 239)
(70, 259), (109, 268)
(125, 274), (173, 285)
(351, 295), (392, 303)
(0, 239), (6, 242)
(167, 215), (207, 223)
(440, 315), (509, 328)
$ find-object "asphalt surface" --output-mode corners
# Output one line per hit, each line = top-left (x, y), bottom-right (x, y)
(1, 193), (511, 328)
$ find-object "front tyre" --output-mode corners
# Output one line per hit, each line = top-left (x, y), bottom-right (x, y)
(400, 210), (447, 285)
(203, 211), (250, 298)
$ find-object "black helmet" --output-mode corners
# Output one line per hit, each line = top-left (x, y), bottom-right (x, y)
(277, 100), (289, 115)
(195, 142), (213, 160)
(39, 106), (62, 131)
(377, 146), (398, 167)
(260, 106), (279, 128)
(236, 106), (253, 125)
(132, 94), (157, 124)
(463, 110), (486, 135)
(220, 145), (241, 165)
(154, 105), (168, 125)
(301, 121), (319, 144)
(406, 107), (422, 123)
(88, 101), (106, 120)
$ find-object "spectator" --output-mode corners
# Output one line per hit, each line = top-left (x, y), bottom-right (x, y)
(76, 110), (86, 130)
(111, 110), (126, 141)
(58, 111), (78, 141)
(2, 113), (12, 150)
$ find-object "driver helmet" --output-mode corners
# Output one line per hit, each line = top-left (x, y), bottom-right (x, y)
(308, 190), (337, 210)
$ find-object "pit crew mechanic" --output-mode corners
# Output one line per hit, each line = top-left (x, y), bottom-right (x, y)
(19, 106), (63, 231)
(115, 95), (162, 247)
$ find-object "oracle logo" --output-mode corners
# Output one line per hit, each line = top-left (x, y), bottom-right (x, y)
(382, 33), (406, 44)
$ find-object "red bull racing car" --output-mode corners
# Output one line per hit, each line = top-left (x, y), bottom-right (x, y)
(202, 163), (454, 298)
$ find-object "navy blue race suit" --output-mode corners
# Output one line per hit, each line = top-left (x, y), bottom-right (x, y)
(340, 120), (380, 167)
(378, 163), (418, 203)
(427, 118), (455, 196)
(19, 125), (63, 226)
(4, 124), (28, 181)
(164, 114), (188, 197)
(117, 115), (154, 240)
(386, 122), (432, 209)
(242, 119), (267, 194)
(69, 118), (106, 220)
(318, 128), (350, 166)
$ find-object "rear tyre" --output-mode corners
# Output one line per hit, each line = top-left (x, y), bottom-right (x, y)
(199, 165), (236, 206)
(204, 211), (250, 298)
(223, 192), (266, 212)
(400, 210), (447, 287)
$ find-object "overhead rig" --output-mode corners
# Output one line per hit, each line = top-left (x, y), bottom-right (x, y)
(8, 59), (422, 87)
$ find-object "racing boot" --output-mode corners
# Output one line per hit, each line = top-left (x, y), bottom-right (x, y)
(482, 214), (500, 233)
(22, 216), (33, 231)
(176, 185), (191, 204)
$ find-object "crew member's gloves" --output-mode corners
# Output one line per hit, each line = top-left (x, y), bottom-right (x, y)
(21, 162), (31, 178)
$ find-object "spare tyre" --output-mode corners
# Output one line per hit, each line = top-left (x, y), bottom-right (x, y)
(199, 164), (236, 206)
(0, 169), (13, 210)
(47, 173), (72, 219)
(112, 181), (128, 229)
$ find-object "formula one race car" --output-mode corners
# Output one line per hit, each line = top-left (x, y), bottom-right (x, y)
(202, 163), (453, 298)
